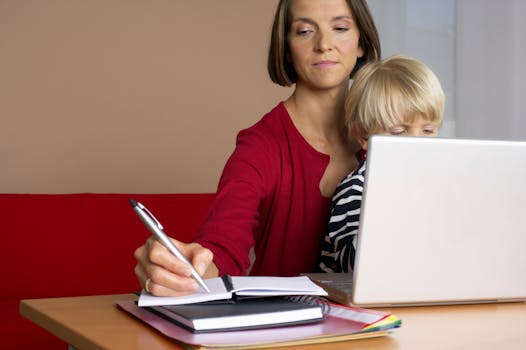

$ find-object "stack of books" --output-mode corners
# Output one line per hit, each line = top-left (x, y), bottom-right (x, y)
(117, 275), (401, 349)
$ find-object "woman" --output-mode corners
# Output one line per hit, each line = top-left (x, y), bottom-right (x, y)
(135, 0), (381, 296)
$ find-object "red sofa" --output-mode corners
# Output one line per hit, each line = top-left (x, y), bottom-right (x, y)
(0, 193), (215, 350)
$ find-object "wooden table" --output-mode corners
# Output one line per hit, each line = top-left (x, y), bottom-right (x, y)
(20, 294), (526, 350)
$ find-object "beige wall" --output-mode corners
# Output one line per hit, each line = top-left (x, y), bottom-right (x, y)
(0, 0), (290, 193)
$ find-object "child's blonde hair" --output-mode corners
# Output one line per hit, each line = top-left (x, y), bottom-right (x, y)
(346, 55), (445, 141)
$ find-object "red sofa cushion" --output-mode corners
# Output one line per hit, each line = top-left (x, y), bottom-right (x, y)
(0, 193), (214, 350)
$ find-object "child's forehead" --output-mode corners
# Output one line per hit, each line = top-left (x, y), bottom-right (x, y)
(402, 112), (436, 122)
(374, 113), (441, 134)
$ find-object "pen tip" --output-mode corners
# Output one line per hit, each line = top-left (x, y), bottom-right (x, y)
(129, 199), (137, 207)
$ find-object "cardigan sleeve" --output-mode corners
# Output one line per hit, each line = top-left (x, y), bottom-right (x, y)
(193, 126), (277, 275)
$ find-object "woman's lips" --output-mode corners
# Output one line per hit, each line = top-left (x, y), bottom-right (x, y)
(313, 60), (337, 68)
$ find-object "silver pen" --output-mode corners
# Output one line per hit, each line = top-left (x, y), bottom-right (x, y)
(129, 199), (210, 293)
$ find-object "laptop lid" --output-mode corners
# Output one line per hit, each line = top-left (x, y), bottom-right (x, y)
(351, 136), (526, 307)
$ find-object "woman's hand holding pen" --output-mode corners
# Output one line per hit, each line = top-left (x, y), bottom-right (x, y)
(134, 236), (217, 297)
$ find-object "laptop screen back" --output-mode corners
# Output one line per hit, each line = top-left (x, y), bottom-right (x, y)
(351, 136), (526, 307)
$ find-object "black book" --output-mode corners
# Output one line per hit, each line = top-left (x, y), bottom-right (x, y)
(147, 295), (330, 333)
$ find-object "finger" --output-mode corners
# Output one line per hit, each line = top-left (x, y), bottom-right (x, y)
(149, 238), (213, 277)
(147, 263), (199, 295)
(135, 247), (199, 295)
(186, 243), (214, 276)
(169, 240), (213, 274)
(134, 242), (152, 287)
(148, 239), (195, 277)
(145, 278), (199, 297)
(134, 263), (149, 289)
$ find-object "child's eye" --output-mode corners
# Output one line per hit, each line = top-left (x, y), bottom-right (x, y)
(423, 128), (437, 135)
(389, 128), (406, 136)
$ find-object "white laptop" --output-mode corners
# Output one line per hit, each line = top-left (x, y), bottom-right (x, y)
(311, 136), (526, 307)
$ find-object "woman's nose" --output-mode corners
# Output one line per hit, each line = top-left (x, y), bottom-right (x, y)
(315, 31), (333, 52)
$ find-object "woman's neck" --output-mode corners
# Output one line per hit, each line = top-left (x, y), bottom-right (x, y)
(284, 82), (359, 197)
(284, 84), (347, 150)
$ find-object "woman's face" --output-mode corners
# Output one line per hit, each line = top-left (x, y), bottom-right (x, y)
(287, 0), (364, 91)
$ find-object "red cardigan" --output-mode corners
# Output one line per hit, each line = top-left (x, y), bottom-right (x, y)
(195, 102), (331, 276)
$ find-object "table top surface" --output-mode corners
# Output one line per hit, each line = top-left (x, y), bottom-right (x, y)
(20, 293), (526, 350)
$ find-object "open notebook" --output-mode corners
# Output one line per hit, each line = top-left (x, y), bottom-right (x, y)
(310, 136), (526, 307)
(138, 275), (327, 307)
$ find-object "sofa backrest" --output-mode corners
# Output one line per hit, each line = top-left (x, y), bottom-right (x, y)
(1, 193), (215, 299)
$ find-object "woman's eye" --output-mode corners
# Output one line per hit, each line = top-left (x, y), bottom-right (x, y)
(295, 27), (313, 36)
(334, 26), (349, 33)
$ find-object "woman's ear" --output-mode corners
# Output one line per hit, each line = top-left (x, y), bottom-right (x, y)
(357, 45), (365, 58)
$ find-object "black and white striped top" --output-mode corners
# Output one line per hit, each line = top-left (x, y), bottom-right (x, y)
(318, 160), (366, 273)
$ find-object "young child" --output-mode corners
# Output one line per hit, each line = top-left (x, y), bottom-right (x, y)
(318, 55), (445, 273)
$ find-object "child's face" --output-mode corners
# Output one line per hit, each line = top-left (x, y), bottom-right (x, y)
(359, 114), (440, 150)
